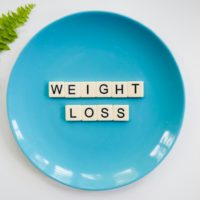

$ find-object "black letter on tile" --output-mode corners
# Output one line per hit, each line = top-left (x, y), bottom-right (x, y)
(101, 108), (109, 118)
(68, 85), (75, 95)
(51, 84), (63, 94)
(117, 108), (125, 118)
(70, 108), (76, 118)
(99, 84), (108, 94)
(131, 83), (140, 94)
(115, 84), (124, 94)
(85, 108), (94, 118)
(86, 84), (89, 94)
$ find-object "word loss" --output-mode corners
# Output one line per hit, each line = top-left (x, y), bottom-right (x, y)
(49, 81), (144, 98)
(65, 105), (129, 121)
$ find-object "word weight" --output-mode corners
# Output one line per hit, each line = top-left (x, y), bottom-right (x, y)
(49, 81), (144, 98)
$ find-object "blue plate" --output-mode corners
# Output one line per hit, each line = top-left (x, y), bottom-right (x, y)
(7, 11), (185, 190)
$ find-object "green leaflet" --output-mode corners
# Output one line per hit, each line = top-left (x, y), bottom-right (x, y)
(0, 4), (35, 53)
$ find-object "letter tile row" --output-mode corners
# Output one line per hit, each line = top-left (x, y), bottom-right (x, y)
(65, 105), (129, 121)
(49, 81), (144, 98)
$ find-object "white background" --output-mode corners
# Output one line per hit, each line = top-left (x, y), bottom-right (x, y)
(0, 0), (200, 199)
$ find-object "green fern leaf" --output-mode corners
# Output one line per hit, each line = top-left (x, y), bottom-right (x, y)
(0, 43), (10, 51)
(0, 3), (35, 53)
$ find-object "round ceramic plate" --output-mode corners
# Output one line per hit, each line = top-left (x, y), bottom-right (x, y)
(7, 11), (185, 190)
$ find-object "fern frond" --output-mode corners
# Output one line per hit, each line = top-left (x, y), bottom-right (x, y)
(0, 3), (35, 53)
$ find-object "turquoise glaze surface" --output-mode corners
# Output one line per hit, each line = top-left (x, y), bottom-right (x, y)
(7, 11), (185, 190)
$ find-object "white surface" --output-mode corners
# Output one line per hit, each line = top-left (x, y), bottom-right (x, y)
(0, 0), (200, 199)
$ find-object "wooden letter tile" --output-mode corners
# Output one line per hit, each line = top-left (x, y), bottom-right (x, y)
(49, 82), (66, 98)
(97, 105), (113, 121)
(127, 81), (144, 97)
(96, 82), (112, 97)
(113, 105), (129, 121)
(111, 82), (128, 98)
(65, 105), (82, 121)
(65, 82), (81, 98)
(80, 82), (96, 97)
(81, 105), (97, 121)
